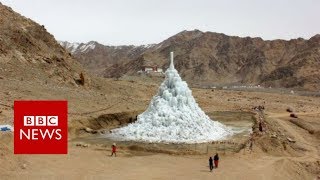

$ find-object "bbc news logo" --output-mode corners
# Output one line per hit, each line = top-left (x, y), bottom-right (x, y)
(14, 101), (67, 154)
(20, 116), (62, 140)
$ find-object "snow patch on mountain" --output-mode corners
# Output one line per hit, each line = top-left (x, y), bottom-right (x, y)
(59, 41), (96, 54)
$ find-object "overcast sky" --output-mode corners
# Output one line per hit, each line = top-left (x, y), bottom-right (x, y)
(1, 0), (319, 45)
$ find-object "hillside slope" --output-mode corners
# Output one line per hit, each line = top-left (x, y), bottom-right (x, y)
(0, 3), (87, 86)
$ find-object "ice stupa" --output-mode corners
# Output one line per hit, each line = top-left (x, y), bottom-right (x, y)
(110, 52), (232, 143)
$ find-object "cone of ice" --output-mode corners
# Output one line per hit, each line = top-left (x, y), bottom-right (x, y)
(111, 52), (232, 143)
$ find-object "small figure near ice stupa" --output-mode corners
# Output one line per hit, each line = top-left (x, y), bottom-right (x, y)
(259, 121), (263, 132)
(214, 153), (219, 168)
(249, 135), (254, 153)
(110, 143), (117, 157)
(209, 157), (214, 172)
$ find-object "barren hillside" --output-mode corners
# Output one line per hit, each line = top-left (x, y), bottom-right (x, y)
(0, 2), (87, 86)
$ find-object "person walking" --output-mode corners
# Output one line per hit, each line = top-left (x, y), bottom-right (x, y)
(249, 139), (253, 153)
(249, 135), (254, 153)
(111, 143), (117, 157)
(214, 153), (219, 168)
(209, 157), (214, 172)
(259, 121), (263, 132)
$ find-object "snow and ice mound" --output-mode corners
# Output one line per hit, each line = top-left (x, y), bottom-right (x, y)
(111, 52), (233, 143)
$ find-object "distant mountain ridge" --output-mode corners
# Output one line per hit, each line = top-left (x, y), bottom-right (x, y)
(59, 41), (97, 54)
(59, 40), (156, 75)
(61, 30), (320, 91)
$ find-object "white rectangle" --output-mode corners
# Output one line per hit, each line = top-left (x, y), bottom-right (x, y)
(35, 116), (47, 126)
(24, 116), (34, 126)
(47, 116), (58, 126)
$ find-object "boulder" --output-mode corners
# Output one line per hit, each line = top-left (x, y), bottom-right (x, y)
(286, 107), (293, 113)
(271, 134), (277, 138)
(84, 127), (93, 133)
(83, 127), (98, 134)
(287, 137), (296, 143)
(290, 113), (298, 118)
(75, 142), (89, 148)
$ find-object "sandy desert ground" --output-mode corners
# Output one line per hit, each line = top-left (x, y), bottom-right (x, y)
(0, 77), (319, 180)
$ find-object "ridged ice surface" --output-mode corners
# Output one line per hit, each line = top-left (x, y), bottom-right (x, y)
(110, 52), (232, 143)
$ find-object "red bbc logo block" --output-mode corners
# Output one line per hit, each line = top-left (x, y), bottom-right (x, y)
(14, 101), (68, 154)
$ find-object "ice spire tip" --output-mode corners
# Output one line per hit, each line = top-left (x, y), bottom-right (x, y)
(169, 51), (174, 69)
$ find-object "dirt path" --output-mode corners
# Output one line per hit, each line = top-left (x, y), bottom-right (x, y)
(1, 147), (313, 180)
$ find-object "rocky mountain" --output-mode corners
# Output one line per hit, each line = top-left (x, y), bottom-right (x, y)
(0, 2), (88, 87)
(59, 41), (155, 76)
(61, 31), (320, 91)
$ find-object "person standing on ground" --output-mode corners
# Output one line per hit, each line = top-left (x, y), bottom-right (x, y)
(111, 143), (117, 157)
(209, 157), (213, 172)
(249, 139), (253, 153)
(259, 121), (263, 132)
(249, 135), (254, 153)
(214, 153), (219, 168)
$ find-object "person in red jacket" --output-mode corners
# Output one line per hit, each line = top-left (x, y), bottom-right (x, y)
(111, 143), (117, 157)
(214, 153), (219, 168)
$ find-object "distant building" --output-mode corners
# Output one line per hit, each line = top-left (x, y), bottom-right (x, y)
(141, 66), (163, 73)
(137, 65), (164, 77)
